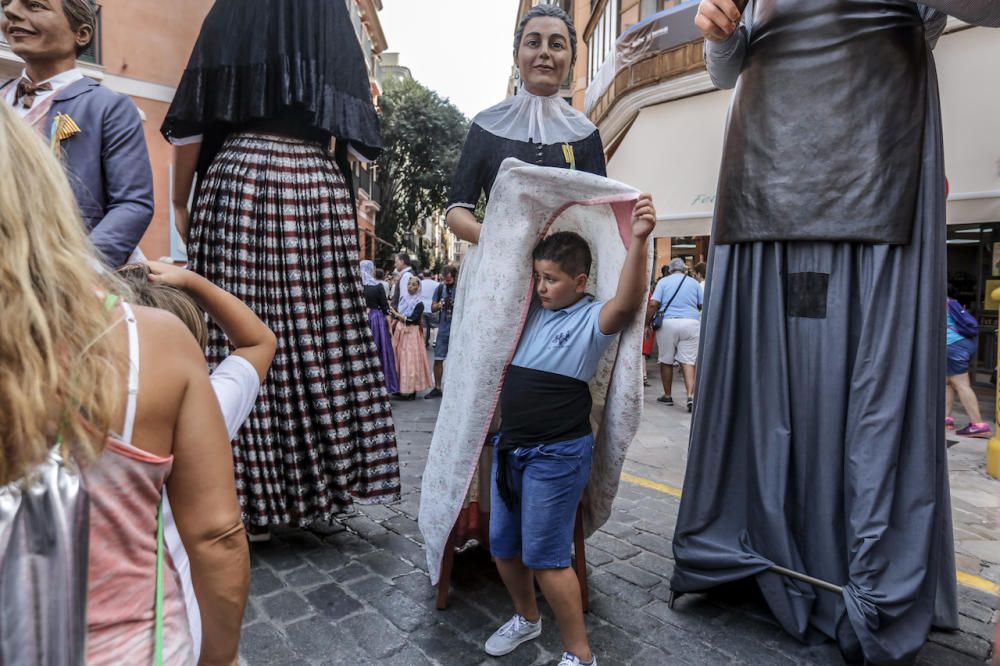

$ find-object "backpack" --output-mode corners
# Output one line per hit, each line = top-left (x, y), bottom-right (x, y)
(0, 448), (89, 665)
(948, 299), (978, 339)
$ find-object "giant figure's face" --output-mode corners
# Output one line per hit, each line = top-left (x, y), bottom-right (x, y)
(0, 0), (90, 64)
(515, 16), (572, 97)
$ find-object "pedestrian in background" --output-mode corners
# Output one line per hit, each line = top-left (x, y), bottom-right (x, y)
(641, 275), (657, 386)
(161, 0), (401, 534)
(375, 267), (391, 299)
(694, 261), (707, 297)
(648, 257), (702, 411)
(420, 271), (441, 346)
(945, 287), (991, 437)
(361, 259), (400, 395)
(391, 274), (433, 399)
(391, 252), (415, 308)
(426, 265), (459, 399)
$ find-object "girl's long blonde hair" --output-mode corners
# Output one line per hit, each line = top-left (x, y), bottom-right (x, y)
(0, 103), (126, 485)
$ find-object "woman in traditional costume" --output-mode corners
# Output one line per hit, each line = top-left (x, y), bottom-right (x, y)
(436, 1), (608, 578)
(161, 0), (400, 534)
(361, 259), (400, 395)
(391, 274), (433, 399)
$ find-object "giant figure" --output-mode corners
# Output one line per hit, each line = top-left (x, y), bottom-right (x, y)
(0, 0), (153, 267)
(162, 0), (400, 536)
(671, 0), (1000, 662)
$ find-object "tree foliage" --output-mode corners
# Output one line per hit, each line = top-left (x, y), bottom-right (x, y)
(375, 77), (469, 262)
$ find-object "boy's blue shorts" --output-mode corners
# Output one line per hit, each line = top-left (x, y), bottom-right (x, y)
(489, 433), (594, 569)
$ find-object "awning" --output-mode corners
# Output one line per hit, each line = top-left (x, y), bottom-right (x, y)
(605, 25), (1000, 239)
(937, 26), (1000, 225)
(606, 88), (732, 239)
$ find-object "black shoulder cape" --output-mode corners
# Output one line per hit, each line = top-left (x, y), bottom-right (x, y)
(160, 0), (381, 162)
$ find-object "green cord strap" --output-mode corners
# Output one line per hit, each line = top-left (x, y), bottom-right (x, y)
(154, 499), (164, 665)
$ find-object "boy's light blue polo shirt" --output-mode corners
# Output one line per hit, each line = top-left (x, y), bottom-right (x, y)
(510, 295), (618, 382)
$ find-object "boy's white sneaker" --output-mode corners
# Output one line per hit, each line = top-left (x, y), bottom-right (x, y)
(557, 653), (597, 666)
(484, 614), (542, 656)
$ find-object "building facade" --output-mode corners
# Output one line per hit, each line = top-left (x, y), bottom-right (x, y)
(345, 0), (389, 262)
(1, 0), (390, 262)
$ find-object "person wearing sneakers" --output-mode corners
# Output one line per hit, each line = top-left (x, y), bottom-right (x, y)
(647, 258), (702, 411)
(945, 288), (991, 438)
(486, 193), (655, 666)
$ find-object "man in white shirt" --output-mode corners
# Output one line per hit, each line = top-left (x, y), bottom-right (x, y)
(420, 271), (440, 346)
(390, 252), (414, 308)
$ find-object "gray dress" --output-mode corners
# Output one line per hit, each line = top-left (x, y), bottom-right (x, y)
(670, 1), (1000, 663)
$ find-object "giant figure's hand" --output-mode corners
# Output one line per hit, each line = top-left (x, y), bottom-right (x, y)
(696, 0), (746, 42)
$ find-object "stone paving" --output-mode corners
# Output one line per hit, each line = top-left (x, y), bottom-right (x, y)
(238, 364), (1000, 665)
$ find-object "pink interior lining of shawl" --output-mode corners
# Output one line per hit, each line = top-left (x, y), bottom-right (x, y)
(436, 192), (638, 580)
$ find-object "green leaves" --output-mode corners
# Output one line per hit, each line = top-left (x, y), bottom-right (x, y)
(375, 78), (469, 262)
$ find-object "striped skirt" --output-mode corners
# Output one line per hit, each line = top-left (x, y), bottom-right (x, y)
(188, 132), (401, 529)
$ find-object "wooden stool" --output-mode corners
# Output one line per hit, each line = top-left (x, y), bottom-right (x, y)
(436, 504), (589, 611)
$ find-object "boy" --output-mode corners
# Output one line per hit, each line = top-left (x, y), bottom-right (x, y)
(486, 195), (656, 666)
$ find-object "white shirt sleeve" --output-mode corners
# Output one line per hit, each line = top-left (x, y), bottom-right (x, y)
(210, 354), (262, 440)
(168, 134), (204, 146)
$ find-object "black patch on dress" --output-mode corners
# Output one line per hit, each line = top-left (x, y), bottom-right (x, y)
(787, 272), (829, 319)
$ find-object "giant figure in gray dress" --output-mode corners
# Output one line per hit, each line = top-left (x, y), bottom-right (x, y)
(671, 0), (1000, 662)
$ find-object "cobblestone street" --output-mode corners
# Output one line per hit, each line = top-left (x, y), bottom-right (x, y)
(239, 369), (1000, 665)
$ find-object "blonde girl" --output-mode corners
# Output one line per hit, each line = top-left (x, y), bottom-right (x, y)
(0, 104), (249, 665)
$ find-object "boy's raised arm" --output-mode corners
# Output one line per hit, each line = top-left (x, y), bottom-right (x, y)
(599, 194), (657, 335)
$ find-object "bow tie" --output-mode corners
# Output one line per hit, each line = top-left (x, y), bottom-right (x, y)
(14, 79), (53, 109)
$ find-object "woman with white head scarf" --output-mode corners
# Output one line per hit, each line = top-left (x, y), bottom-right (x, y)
(361, 260), (399, 394)
(390, 274), (433, 399)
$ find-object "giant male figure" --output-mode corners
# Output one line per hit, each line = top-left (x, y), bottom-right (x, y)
(1, 0), (153, 267)
(671, 0), (1000, 662)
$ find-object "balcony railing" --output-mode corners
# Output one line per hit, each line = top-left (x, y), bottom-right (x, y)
(584, 0), (701, 119)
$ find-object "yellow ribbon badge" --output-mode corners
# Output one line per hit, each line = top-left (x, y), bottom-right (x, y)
(50, 113), (82, 155)
(562, 143), (576, 171)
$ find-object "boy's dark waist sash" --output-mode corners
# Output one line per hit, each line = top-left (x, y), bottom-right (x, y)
(495, 365), (592, 510)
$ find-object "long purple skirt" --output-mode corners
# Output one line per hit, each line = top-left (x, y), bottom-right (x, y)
(368, 309), (399, 394)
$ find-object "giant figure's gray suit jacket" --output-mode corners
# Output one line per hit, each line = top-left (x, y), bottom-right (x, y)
(9, 77), (155, 267)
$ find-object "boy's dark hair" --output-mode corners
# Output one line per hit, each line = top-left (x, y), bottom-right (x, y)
(660, 264), (670, 278)
(694, 262), (707, 279)
(532, 231), (592, 277)
(375, 268), (385, 280)
(442, 265), (458, 279)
